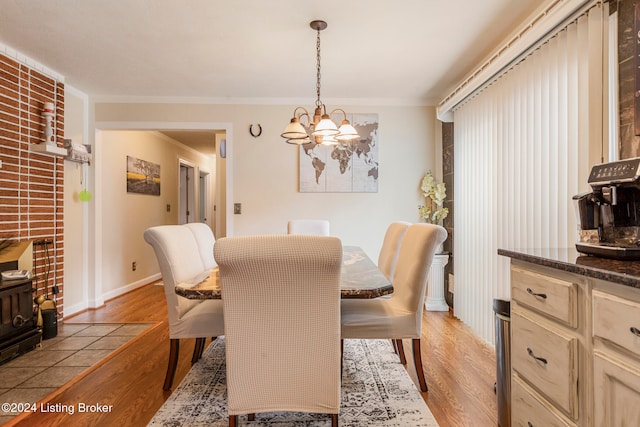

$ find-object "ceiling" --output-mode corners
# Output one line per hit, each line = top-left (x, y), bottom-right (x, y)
(0, 0), (543, 152)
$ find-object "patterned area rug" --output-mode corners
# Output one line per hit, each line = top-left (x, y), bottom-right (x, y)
(149, 338), (440, 426)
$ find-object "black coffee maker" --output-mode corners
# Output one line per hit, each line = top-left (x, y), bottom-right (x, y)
(573, 157), (640, 260)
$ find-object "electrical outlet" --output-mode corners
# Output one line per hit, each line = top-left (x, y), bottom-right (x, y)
(234, 203), (242, 214)
(132, 261), (137, 271)
(448, 273), (454, 293)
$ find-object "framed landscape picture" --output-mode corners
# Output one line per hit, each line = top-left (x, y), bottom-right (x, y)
(126, 156), (160, 195)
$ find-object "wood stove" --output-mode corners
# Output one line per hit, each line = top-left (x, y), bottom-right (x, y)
(0, 240), (41, 364)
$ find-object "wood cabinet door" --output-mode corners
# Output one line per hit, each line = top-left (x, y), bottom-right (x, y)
(593, 353), (640, 427)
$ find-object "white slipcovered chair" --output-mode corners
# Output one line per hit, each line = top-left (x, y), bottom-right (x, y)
(341, 223), (447, 392)
(183, 222), (218, 359)
(376, 221), (411, 361)
(377, 221), (411, 280)
(215, 234), (342, 427)
(144, 224), (224, 391)
(287, 219), (330, 236)
(185, 222), (217, 270)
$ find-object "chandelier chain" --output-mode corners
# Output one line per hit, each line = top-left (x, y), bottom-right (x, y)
(315, 26), (322, 108)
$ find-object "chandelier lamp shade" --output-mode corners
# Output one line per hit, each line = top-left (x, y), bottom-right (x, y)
(281, 20), (360, 145)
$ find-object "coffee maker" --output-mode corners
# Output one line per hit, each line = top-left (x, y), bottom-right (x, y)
(573, 157), (640, 260)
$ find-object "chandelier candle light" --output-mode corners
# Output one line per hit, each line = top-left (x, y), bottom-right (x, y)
(281, 20), (359, 145)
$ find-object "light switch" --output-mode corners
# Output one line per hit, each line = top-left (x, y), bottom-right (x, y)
(234, 203), (242, 214)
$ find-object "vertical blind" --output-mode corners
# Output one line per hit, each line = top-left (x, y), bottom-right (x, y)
(452, 3), (606, 344)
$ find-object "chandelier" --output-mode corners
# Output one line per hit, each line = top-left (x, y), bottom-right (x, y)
(281, 20), (359, 145)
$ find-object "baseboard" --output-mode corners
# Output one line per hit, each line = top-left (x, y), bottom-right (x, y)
(101, 274), (162, 302)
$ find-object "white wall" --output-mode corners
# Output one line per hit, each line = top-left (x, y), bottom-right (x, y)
(94, 103), (437, 261)
(63, 86), (89, 315)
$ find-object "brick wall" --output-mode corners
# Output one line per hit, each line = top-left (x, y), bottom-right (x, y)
(0, 52), (65, 315)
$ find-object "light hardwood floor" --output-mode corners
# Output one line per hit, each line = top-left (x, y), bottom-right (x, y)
(5, 284), (498, 427)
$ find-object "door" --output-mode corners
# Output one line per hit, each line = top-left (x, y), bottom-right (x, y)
(199, 170), (211, 225)
(179, 161), (195, 224)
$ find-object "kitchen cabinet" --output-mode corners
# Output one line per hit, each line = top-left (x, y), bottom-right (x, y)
(498, 248), (640, 427)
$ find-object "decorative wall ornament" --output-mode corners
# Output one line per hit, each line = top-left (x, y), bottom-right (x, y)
(126, 156), (160, 195)
(249, 124), (262, 138)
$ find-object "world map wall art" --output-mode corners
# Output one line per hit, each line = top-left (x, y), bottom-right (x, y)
(299, 113), (379, 193)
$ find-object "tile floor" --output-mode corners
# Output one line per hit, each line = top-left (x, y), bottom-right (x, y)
(0, 322), (152, 424)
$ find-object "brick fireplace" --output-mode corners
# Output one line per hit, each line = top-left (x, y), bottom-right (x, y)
(0, 51), (65, 317)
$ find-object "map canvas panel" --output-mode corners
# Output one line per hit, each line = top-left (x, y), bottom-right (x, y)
(299, 113), (379, 193)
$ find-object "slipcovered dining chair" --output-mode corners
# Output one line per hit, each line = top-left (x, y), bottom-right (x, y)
(215, 234), (342, 427)
(144, 224), (224, 391)
(376, 221), (411, 361)
(287, 219), (330, 236)
(185, 222), (217, 270)
(341, 223), (447, 392)
(183, 222), (218, 359)
(377, 221), (411, 280)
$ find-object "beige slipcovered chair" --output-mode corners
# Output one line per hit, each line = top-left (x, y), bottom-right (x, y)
(215, 234), (342, 427)
(341, 223), (447, 392)
(144, 224), (224, 390)
(287, 219), (330, 236)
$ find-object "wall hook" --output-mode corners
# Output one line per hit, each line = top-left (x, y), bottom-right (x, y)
(249, 124), (262, 138)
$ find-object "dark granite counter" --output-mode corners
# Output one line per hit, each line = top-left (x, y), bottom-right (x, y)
(498, 247), (640, 289)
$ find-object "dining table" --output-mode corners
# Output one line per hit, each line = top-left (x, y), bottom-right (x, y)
(174, 245), (393, 300)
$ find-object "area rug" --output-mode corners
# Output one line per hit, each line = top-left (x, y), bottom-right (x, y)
(149, 338), (440, 426)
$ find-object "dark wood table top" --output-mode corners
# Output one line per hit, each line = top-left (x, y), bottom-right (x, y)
(175, 246), (393, 299)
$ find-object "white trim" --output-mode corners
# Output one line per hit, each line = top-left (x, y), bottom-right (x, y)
(101, 274), (162, 302)
(437, 0), (594, 120)
(91, 95), (436, 107)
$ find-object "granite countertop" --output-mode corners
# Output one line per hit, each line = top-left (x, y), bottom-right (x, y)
(498, 247), (640, 289)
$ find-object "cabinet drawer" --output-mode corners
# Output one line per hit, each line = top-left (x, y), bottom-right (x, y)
(511, 266), (578, 327)
(593, 290), (640, 357)
(512, 311), (578, 418)
(593, 353), (640, 427)
(512, 376), (576, 427)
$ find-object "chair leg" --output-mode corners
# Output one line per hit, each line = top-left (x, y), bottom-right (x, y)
(412, 338), (428, 392)
(163, 339), (180, 391)
(332, 413), (338, 426)
(340, 339), (344, 378)
(248, 413), (255, 421)
(229, 415), (238, 426)
(192, 338), (205, 364)
(396, 339), (407, 365)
